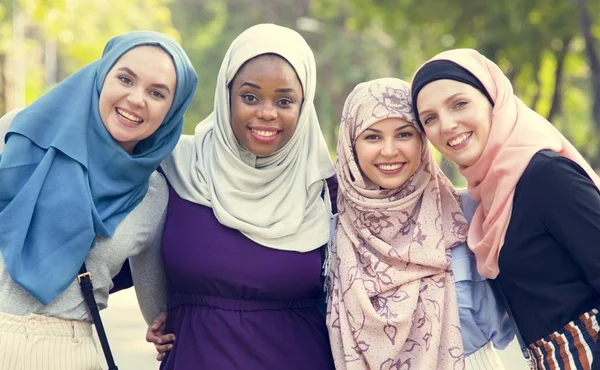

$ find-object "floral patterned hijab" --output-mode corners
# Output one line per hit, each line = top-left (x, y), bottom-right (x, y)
(327, 78), (467, 369)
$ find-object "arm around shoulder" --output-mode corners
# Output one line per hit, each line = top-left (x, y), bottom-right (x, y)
(130, 173), (170, 325)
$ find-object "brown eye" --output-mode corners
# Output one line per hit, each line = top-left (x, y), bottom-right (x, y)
(423, 115), (436, 125)
(242, 94), (258, 103)
(278, 98), (292, 107)
(118, 76), (133, 85)
(150, 90), (166, 99)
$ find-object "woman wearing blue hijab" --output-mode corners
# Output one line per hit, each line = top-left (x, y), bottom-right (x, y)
(0, 31), (197, 369)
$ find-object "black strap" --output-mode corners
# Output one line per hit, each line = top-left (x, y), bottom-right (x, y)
(489, 278), (530, 360)
(78, 263), (119, 370)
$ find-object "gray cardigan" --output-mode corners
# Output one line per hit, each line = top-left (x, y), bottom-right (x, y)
(0, 110), (168, 325)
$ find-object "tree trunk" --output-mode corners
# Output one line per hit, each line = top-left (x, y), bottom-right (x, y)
(574, 0), (600, 131)
(547, 37), (573, 123)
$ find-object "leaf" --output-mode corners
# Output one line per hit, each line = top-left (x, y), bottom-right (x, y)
(353, 341), (370, 354)
(383, 324), (397, 344)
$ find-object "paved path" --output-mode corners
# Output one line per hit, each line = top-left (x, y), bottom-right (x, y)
(101, 289), (530, 369)
(101, 289), (159, 369)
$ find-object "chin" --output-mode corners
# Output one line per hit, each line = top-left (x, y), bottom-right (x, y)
(249, 148), (275, 157)
(253, 142), (281, 156)
(445, 151), (471, 167)
(461, 151), (482, 167)
(110, 132), (132, 144)
(378, 182), (402, 190)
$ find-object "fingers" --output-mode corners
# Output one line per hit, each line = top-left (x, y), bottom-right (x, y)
(155, 343), (173, 354)
(151, 312), (168, 330)
(146, 327), (159, 343)
(147, 312), (173, 362)
(155, 334), (176, 345)
(146, 313), (170, 343)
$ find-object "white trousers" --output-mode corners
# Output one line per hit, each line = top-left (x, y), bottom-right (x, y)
(465, 342), (506, 370)
(0, 312), (101, 370)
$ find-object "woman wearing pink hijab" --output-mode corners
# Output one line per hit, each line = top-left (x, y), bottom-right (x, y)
(412, 49), (600, 370)
(327, 77), (512, 370)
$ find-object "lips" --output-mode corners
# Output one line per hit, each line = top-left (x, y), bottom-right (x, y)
(251, 128), (278, 137)
(116, 107), (143, 125)
(249, 126), (282, 144)
(376, 162), (405, 174)
(447, 132), (472, 147)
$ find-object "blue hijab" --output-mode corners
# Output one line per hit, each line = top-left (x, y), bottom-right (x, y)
(0, 31), (198, 304)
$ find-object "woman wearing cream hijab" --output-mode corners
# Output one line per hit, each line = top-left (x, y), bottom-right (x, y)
(153, 24), (337, 369)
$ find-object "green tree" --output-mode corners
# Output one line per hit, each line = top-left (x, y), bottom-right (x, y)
(313, 0), (600, 174)
(0, 0), (177, 111)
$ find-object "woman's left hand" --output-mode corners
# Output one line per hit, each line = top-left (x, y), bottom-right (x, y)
(146, 312), (175, 361)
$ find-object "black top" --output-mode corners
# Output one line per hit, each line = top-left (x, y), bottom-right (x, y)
(497, 150), (600, 346)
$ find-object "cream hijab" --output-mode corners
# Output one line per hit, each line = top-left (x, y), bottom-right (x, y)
(327, 78), (466, 369)
(161, 24), (334, 252)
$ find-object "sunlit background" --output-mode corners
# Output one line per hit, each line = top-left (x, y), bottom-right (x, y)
(3, 0), (599, 368)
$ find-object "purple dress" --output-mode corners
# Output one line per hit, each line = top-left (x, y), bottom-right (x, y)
(159, 181), (336, 370)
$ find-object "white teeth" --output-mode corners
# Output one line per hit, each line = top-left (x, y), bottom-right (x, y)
(379, 164), (402, 171)
(117, 108), (143, 123)
(448, 132), (472, 147)
(252, 129), (277, 137)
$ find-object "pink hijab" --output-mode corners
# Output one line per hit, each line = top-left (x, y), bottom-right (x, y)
(416, 48), (600, 278)
(327, 78), (467, 369)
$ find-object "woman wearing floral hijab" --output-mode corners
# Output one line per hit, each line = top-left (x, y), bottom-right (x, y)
(327, 78), (513, 370)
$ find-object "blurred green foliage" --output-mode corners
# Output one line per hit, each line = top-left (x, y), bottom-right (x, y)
(2, 0), (599, 182)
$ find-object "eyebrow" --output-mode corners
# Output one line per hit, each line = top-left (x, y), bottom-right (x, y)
(117, 67), (172, 94)
(418, 92), (465, 117)
(363, 124), (413, 134)
(239, 82), (298, 94)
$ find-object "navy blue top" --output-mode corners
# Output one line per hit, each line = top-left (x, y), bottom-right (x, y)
(497, 151), (600, 347)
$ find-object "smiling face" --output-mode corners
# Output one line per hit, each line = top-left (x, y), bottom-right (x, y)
(98, 45), (176, 154)
(229, 54), (303, 157)
(354, 118), (422, 190)
(416, 79), (493, 167)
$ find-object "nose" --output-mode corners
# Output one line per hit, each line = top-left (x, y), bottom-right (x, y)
(257, 103), (277, 121)
(439, 113), (458, 134)
(381, 139), (399, 157)
(127, 88), (145, 107)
